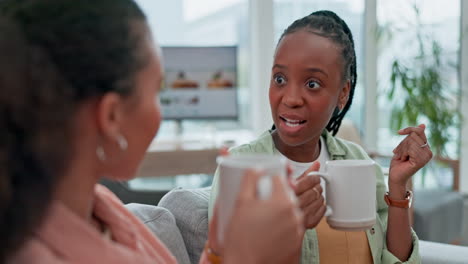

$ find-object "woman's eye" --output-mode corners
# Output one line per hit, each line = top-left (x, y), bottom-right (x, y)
(274, 75), (286, 85)
(307, 80), (320, 89)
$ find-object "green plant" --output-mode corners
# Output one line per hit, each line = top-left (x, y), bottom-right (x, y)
(385, 5), (461, 159)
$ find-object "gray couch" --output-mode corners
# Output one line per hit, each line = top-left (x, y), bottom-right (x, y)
(127, 187), (468, 264)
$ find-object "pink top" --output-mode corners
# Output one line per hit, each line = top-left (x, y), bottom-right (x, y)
(9, 184), (209, 264)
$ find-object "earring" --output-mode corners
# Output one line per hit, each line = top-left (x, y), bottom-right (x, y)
(96, 146), (106, 161)
(117, 134), (128, 151)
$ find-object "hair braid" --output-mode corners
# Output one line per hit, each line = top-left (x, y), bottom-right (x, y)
(277, 10), (358, 136)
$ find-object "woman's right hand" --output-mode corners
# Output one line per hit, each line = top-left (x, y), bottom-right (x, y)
(223, 169), (304, 264)
(292, 161), (326, 229)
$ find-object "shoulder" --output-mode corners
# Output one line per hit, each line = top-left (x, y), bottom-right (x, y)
(229, 130), (275, 155)
(322, 130), (370, 160)
(335, 137), (370, 159)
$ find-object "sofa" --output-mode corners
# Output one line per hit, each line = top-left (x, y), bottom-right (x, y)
(125, 187), (468, 264)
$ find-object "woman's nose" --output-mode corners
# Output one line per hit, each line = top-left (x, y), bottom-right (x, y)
(282, 86), (304, 108)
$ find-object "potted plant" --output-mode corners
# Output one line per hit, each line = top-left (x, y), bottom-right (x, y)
(381, 5), (462, 187)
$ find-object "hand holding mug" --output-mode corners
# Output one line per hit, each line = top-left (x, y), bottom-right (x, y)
(390, 124), (433, 188)
(222, 169), (304, 264)
(292, 161), (326, 229)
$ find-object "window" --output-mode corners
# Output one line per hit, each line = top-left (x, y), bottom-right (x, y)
(376, 0), (461, 189)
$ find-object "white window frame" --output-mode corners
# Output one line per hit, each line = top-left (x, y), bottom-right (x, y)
(364, 0), (378, 151)
(249, 0), (275, 136)
(460, 0), (468, 193)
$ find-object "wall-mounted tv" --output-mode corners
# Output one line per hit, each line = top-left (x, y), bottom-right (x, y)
(159, 46), (238, 120)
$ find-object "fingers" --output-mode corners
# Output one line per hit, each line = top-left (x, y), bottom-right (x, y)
(286, 164), (297, 190)
(393, 124), (430, 160)
(397, 124), (428, 142)
(394, 136), (432, 161)
(291, 206), (305, 242)
(304, 200), (326, 228)
(208, 203), (220, 250)
(296, 161), (321, 181)
(270, 175), (290, 200)
(210, 203), (219, 233)
(238, 169), (262, 201)
(406, 139), (433, 165)
(297, 185), (323, 210)
(294, 174), (321, 195)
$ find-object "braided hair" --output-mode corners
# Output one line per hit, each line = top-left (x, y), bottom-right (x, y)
(276, 10), (357, 136)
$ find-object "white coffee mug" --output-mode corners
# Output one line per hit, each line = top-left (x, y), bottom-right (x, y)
(308, 159), (376, 231)
(216, 154), (288, 243)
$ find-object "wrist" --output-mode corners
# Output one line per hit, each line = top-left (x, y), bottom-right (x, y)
(388, 183), (408, 200)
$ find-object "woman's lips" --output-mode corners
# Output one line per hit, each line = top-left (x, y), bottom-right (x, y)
(279, 115), (307, 133)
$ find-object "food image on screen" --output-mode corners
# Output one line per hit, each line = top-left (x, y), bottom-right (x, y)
(207, 70), (234, 89)
(171, 71), (199, 89)
(159, 46), (238, 119)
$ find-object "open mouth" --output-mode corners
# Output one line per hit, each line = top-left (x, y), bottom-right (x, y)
(280, 116), (307, 127)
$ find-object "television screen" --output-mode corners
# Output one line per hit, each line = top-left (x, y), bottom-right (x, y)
(159, 46), (238, 120)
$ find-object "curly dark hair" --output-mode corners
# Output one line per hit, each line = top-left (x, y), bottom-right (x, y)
(0, 0), (149, 261)
(275, 10), (357, 136)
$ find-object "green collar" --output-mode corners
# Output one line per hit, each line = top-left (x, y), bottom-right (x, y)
(258, 129), (347, 160)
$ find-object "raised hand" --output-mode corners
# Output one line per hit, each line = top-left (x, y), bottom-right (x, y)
(389, 124), (433, 189)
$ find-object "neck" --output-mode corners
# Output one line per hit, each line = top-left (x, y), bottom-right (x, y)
(272, 131), (321, 163)
(54, 156), (100, 224)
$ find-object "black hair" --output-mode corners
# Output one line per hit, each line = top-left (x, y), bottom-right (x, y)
(275, 10), (357, 136)
(0, 0), (148, 261)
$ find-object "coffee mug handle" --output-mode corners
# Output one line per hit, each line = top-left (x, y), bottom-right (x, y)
(307, 171), (333, 217)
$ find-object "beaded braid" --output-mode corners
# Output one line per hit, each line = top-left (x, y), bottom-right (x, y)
(277, 10), (357, 136)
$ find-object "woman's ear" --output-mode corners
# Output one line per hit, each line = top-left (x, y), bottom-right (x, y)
(338, 80), (351, 110)
(95, 92), (124, 140)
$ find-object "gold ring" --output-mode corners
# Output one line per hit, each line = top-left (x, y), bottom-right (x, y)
(313, 187), (320, 199)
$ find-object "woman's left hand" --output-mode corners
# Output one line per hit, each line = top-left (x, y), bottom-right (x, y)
(389, 124), (433, 188)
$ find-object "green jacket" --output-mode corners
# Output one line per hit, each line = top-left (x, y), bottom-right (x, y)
(208, 130), (421, 264)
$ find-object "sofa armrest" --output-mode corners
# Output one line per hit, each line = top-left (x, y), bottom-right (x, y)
(126, 203), (191, 264)
(159, 187), (210, 264)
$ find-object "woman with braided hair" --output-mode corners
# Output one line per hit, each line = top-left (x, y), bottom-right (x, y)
(210, 10), (432, 263)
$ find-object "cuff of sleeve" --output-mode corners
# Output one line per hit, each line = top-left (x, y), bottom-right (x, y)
(382, 231), (421, 264)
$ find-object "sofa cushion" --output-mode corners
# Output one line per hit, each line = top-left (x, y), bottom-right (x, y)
(126, 203), (190, 264)
(420, 240), (468, 264)
(413, 190), (464, 243)
(159, 187), (210, 264)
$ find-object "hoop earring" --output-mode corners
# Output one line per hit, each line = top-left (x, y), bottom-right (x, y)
(96, 146), (106, 161)
(117, 134), (128, 151)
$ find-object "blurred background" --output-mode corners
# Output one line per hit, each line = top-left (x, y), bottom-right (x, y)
(104, 0), (468, 247)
